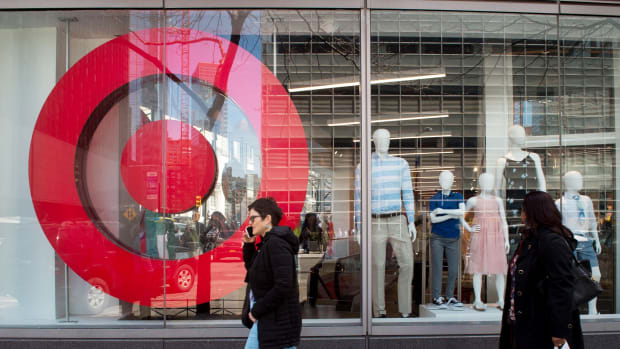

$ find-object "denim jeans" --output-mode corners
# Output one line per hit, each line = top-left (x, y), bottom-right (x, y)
(430, 234), (459, 299)
(244, 292), (296, 349)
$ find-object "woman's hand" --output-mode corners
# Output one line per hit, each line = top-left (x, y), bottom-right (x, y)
(249, 312), (257, 323)
(552, 337), (566, 348)
(243, 230), (256, 243)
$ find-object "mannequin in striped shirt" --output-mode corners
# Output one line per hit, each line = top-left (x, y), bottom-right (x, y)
(355, 128), (416, 318)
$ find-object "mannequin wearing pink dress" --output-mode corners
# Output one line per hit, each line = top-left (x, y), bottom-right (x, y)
(463, 173), (510, 311)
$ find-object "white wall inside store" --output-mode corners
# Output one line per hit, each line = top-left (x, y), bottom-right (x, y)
(0, 27), (58, 322)
(483, 49), (513, 176)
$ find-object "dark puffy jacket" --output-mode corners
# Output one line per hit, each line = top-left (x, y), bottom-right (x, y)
(500, 227), (584, 349)
(243, 225), (301, 349)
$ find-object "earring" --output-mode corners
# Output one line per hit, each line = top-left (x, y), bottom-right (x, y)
(265, 224), (271, 230)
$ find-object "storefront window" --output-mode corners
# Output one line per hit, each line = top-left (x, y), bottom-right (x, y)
(369, 10), (619, 321)
(1, 5), (619, 330)
(0, 9), (360, 325)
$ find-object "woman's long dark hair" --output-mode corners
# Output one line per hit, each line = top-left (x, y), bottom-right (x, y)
(301, 213), (320, 232)
(521, 191), (573, 240)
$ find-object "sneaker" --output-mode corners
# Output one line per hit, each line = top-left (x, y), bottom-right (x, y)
(430, 297), (448, 310)
(446, 297), (464, 307)
(446, 297), (464, 311)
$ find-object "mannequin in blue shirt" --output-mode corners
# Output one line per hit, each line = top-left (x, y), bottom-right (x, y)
(429, 170), (466, 309)
(355, 128), (416, 318)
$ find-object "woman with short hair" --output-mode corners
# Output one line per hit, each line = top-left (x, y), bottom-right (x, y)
(242, 197), (301, 349)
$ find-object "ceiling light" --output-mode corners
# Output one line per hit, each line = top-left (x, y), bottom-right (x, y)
(288, 70), (446, 93)
(411, 166), (455, 173)
(328, 114), (448, 127)
(370, 73), (446, 85)
(289, 81), (360, 93)
(353, 133), (451, 143)
(391, 150), (453, 156)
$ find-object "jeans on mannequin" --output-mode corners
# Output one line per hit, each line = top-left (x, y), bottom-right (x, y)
(430, 234), (459, 300)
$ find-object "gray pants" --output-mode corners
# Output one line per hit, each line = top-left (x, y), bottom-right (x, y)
(430, 234), (459, 300)
(372, 215), (413, 316)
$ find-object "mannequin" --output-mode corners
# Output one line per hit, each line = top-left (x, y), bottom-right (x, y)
(354, 128), (416, 318)
(555, 171), (602, 315)
(429, 170), (466, 310)
(464, 173), (509, 311)
(494, 125), (546, 254)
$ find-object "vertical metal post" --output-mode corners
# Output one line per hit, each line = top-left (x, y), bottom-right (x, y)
(360, 7), (372, 336)
(162, 10), (168, 321)
(273, 19), (277, 77)
(59, 17), (77, 323)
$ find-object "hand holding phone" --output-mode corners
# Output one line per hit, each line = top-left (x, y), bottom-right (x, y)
(243, 226), (256, 243)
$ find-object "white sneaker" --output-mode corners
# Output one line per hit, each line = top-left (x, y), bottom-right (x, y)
(430, 297), (448, 310)
(446, 297), (464, 307)
(446, 297), (464, 311)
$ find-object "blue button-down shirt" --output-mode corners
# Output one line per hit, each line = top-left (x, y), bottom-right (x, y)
(355, 153), (415, 226)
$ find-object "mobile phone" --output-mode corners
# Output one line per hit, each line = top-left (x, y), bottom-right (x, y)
(245, 226), (254, 237)
(556, 342), (570, 349)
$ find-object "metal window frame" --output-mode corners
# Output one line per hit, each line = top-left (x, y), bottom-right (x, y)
(2, 0), (620, 340)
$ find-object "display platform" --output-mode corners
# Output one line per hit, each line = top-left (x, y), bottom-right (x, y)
(419, 304), (503, 320)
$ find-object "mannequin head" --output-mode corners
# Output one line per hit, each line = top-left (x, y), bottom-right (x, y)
(564, 171), (583, 193)
(373, 129), (390, 154)
(508, 125), (526, 147)
(478, 172), (495, 192)
(439, 170), (454, 191)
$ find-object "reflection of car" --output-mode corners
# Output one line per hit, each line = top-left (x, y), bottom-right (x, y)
(306, 252), (398, 312)
(213, 236), (243, 261)
(59, 220), (199, 315)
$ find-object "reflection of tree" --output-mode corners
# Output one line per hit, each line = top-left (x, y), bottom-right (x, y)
(205, 10), (251, 130)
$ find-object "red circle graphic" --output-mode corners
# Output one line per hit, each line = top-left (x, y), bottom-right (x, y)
(120, 119), (217, 213)
(29, 28), (308, 306)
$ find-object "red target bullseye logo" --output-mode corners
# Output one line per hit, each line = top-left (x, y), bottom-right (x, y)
(120, 119), (218, 214)
(29, 28), (308, 306)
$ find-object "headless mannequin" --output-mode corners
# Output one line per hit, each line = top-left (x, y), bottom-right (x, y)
(429, 171), (466, 306)
(354, 130), (417, 242)
(430, 171), (467, 225)
(494, 125), (546, 194)
(464, 173), (509, 311)
(555, 171), (601, 315)
(372, 129), (417, 240)
(494, 125), (546, 255)
(355, 129), (416, 317)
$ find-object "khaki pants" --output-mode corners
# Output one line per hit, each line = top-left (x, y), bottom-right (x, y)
(371, 215), (413, 316)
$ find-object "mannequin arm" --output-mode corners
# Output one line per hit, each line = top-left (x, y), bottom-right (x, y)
(434, 202), (465, 217)
(461, 198), (479, 233)
(494, 157), (507, 197)
(585, 196), (601, 254)
(430, 209), (456, 223)
(408, 222), (417, 242)
(529, 153), (546, 192)
(496, 196), (510, 254)
(400, 159), (416, 224)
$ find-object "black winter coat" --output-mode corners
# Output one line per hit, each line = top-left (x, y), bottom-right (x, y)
(499, 227), (584, 349)
(243, 225), (302, 349)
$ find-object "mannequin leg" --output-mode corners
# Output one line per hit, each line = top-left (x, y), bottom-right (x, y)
(473, 273), (484, 309)
(390, 217), (413, 316)
(495, 274), (506, 310)
(588, 267), (601, 315)
(444, 237), (459, 300)
(430, 235), (444, 300)
(372, 220), (388, 317)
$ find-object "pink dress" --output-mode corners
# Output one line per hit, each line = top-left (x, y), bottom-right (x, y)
(465, 196), (508, 275)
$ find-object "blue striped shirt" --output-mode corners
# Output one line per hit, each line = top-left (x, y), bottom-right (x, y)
(355, 153), (415, 226)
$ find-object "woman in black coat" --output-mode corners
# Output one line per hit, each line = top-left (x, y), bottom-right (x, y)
(500, 191), (584, 349)
(242, 197), (301, 349)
